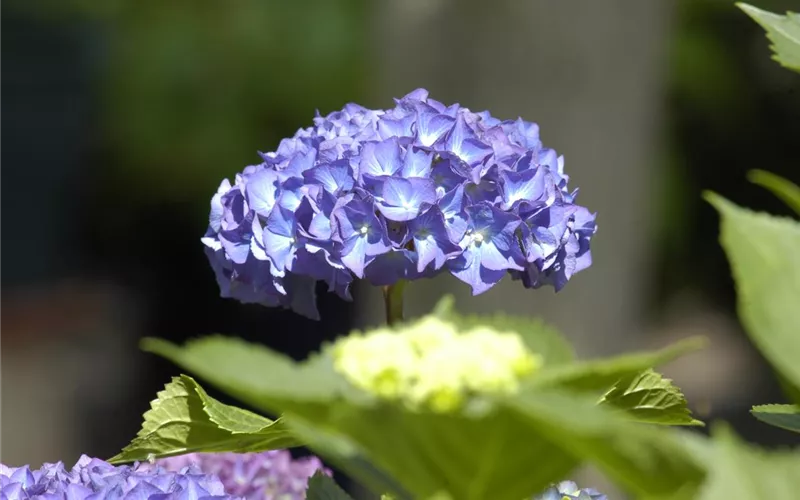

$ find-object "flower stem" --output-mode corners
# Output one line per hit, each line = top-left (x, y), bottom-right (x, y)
(382, 280), (407, 326)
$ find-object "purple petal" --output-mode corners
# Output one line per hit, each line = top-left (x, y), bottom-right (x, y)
(449, 246), (506, 295)
(440, 114), (492, 166)
(303, 160), (354, 194)
(245, 169), (280, 217)
(358, 137), (403, 179)
(401, 147), (433, 178)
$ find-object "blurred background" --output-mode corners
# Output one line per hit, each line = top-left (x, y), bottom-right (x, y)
(2, 0), (799, 495)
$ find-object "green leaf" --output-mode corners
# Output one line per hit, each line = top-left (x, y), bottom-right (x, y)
(144, 336), (579, 499)
(528, 337), (706, 393)
(145, 334), (708, 499)
(109, 375), (298, 463)
(507, 391), (705, 498)
(705, 193), (800, 400)
(306, 471), (354, 500)
(599, 369), (703, 426)
(283, 415), (412, 498)
(751, 404), (800, 433)
(738, 3), (800, 73)
(748, 170), (800, 216)
(698, 424), (800, 500)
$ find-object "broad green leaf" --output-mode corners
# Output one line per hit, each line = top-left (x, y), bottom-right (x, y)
(706, 193), (800, 400)
(284, 415), (412, 499)
(599, 369), (703, 426)
(751, 404), (800, 433)
(507, 391), (705, 498)
(431, 295), (575, 366)
(109, 375), (298, 463)
(748, 170), (800, 216)
(738, 3), (800, 73)
(306, 471), (354, 500)
(698, 424), (800, 500)
(145, 336), (578, 499)
(527, 337), (706, 393)
(145, 334), (707, 499)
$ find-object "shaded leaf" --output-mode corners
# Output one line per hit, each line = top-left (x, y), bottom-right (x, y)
(706, 193), (800, 400)
(306, 471), (354, 500)
(738, 3), (800, 73)
(109, 375), (298, 463)
(600, 369), (703, 426)
(748, 170), (800, 216)
(507, 391), (705, 498)
(698, 424), (800, 499)
(527, 337), (706, 393)
(751, 404), (800, 433)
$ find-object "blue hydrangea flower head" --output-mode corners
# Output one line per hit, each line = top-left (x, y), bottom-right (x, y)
(0, 455), (236, 500)
(203, 89), (597, 318)
(140, 451), (330, 500)
(534, 480), (608, 500)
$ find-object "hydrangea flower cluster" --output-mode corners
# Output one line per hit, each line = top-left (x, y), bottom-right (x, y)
(202, 89), (597, 318)
(139, 451), (329, 500)
(534, 480), (607, 500)
(1, 455), (236, 500)
(332, 316), (542, 412)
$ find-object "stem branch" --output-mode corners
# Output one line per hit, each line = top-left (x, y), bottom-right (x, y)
(382, 280), (407, 326)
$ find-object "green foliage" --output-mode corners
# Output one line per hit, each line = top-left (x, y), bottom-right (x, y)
(508, 391), (705, 499)
(706, 192), (800, 400)
(748, 170), (800, 216)
(751, 404), (800, 433)
(142, 326), (704, 499)
(698, 425), (800, 499)
(738, 3), (800, 73)
(527, 337), (705, 393)
(109, 375), (298, 464)
(599, 369), (703, 426)
(306, 471), (354, 500)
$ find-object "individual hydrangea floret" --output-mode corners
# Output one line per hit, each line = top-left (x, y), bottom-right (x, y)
(534, 480), (608, 500)
(0, 455), (237, 500)
(139, 451), (330, 500)
(332, 316), (542, 412)
(202, 89), (597, 318)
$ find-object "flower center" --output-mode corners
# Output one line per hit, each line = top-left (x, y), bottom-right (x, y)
(360, 226), (369, 235)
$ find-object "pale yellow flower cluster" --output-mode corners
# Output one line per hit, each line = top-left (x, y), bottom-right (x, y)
(332, 317), (542, 412)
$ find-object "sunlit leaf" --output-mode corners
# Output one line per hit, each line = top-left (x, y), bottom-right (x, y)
(738, 3), (800, 73)
(706, 193), (800, 400)
(600, 369), (703, 426)
(751, 404), (800, 433)
(109, 375), (298, 464)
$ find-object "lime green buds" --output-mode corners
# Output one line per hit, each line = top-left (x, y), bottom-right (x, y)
(333, 317), (542, 412)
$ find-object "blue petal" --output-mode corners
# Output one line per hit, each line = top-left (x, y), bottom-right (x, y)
(499, 168), (548, 210)
(303, 160), (354, 194)
(263, 232), (295, 273)
(401, 147), (433, 178)
(358, 137), (403, 179)
(441, 114), (492, 166)
(415, 103), (455, 147)
(377, 177), (437, 222)
(449, 246), (506, 295)
(265, 205), (296, 238)
(340, 236), (368, 278)
(244, 169), (280, 217)
(410, 207), (462, 271)
(122, 481), (163, 500)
